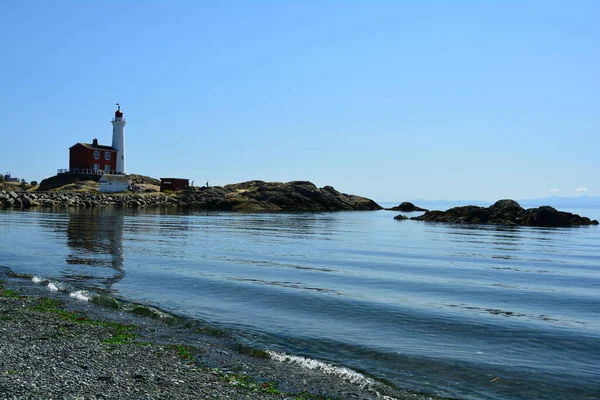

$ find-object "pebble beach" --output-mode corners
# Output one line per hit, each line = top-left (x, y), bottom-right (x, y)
(0, 276), (430, 400)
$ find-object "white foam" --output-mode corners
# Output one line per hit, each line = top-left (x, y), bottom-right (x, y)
(70, 290), (92, 302)
(47, 282), (59, 292)
(267, 351), (376, 389)
(32, 276), (44, 284)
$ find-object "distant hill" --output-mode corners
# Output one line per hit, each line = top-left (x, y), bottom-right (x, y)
(517, 196), (600, 208)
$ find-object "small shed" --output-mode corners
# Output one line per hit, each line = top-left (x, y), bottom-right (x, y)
(99, 175), (130, 193)
(160, 178), (189, 192)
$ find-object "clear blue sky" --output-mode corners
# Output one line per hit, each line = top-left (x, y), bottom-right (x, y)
(1, 1), (598, 202)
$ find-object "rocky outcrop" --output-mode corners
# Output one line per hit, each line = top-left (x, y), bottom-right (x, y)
(412, 199), (599, 227)
(37, 174), (101, 192)
(37, 174), (160, 192)
(386, 202), (428, 212)
(0, 181), (382, 212)
(186, 181), (382, 211)
(393, 214), (408, 220)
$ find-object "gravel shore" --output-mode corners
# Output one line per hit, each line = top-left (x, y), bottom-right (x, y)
(0, 277), (434, 400)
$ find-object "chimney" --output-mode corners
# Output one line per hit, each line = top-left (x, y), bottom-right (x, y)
(92, 138), (98, 147)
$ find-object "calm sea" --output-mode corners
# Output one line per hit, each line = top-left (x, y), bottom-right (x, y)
(1, 204), (599, 400)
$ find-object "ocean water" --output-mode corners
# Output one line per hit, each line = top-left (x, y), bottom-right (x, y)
(1, 205), (599, 400)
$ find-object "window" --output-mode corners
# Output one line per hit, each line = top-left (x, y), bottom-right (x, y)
(105, 152), (111, 160)
(93, 164), (100, 171)
(94, 150), (100, 160)
(104, 165), (110, 172)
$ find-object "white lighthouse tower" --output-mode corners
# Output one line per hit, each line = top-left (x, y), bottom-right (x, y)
(111, 103), (126, 174)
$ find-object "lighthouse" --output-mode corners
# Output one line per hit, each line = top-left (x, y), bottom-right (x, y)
(111, 103), (126, 174)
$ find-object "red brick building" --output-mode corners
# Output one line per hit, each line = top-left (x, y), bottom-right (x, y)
(69, 139), (119, 175)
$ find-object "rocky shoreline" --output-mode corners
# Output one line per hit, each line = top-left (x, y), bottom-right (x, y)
(0, 181), (382, 212)
(0, 274), (428, 400)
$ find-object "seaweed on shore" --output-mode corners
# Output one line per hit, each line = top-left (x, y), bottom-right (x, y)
(0, 279), (424, 400)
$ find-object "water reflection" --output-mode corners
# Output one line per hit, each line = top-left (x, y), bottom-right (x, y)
(219, 212), (339, 239)
(39, 209), (126, 291)
(67, 209), (125, 290)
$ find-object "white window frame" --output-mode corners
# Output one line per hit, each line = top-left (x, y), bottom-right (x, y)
(94, 150), (100, 160)
(105, 152), (111, 160)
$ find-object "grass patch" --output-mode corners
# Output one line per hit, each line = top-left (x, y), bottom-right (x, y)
(202, 366), (338, 399)
(0, 288), (21, 298)
(31, 297), (139, 345)
(0, 282), (22, 298)
(32, 299), (87, 323)
(32, 297), (62, 312)
(96, 322), (139, 345)
(220, 373), (280, 394)
(101, 331), (138, 345)
(171, 344), (194, 361)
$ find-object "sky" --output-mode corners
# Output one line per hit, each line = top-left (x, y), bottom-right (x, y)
(1, 1), (598, 202)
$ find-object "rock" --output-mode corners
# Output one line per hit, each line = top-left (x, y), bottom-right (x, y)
(522, 206), (599, 227)
(393, 214), (408, 220)
(0, 180), (382, 212)
(386, 202), (428, 212)
(412, 199), (599, 227)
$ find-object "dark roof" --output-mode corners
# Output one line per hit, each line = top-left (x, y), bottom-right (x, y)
(70, 142), (116, 151)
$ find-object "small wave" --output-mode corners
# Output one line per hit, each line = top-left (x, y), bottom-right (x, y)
(268, 351), (400, 399)
(70, 290), (92, 302)
(32, 276), (89, 301)
(268, 351), (374, 388)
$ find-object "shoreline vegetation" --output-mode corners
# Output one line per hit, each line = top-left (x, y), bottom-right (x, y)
(0, 272), (431, 400)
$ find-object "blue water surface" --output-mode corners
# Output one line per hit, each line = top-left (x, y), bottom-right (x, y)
(1, 204), (599, 400)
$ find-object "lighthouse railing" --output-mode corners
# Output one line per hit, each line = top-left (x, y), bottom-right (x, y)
(57, 168), (124, 176)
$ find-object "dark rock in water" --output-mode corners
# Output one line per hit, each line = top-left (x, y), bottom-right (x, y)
(386, 202), (428, 212)
(393, 214), (408, 220)
(411, 199), (599, 227)
(522, 206), (599, 227)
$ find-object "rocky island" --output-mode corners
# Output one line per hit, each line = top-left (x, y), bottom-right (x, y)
(0, 179), (382, 212)
(386, 202), (428, 212)
(412, 199), (599, 227)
